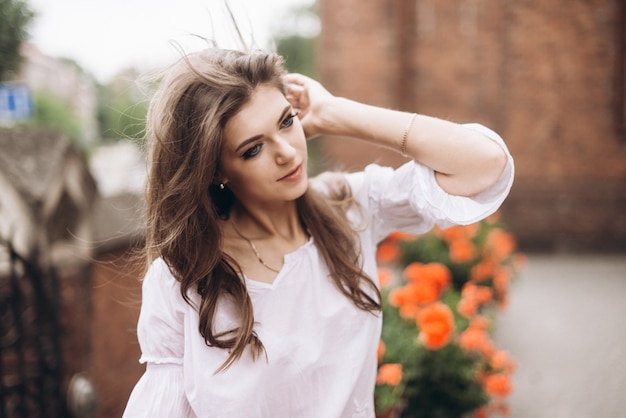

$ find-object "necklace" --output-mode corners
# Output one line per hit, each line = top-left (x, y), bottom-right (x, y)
(231, 222), (281, 273)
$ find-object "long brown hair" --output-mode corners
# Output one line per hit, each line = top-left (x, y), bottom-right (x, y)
(144, 48), (380, 372)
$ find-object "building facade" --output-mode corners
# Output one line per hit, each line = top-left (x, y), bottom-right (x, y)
(316, 0), (626, 252)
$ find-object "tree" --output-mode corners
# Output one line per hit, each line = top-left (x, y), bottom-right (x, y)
(272, 1), (319, 78)
(0, 0), (35, 80)
(30, 90), (82, 145)
(97, 68), (149, 142)
(276, 35), (316, 77)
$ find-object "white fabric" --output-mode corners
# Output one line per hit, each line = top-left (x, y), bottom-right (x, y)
(123, 123), (514, 418)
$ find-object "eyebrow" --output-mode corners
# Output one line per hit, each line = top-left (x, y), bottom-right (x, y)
(234, 105), (292, 153)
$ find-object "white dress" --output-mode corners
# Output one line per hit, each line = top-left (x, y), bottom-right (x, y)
(123, 124), (514, 418)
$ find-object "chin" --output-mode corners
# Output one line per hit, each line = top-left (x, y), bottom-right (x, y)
(290, 178), (309, 201)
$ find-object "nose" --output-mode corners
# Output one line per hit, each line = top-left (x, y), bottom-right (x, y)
(274, 135), (297, 165)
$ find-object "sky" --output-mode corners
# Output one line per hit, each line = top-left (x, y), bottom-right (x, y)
(26, 0), (315, 82)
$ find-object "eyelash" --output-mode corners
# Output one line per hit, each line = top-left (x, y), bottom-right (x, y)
(280, 112), (298, 129)
(242, 143), (262, 159)
(241, 112), (299, 160)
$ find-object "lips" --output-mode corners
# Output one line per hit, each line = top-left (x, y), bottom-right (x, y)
(277, 164), (303, 182)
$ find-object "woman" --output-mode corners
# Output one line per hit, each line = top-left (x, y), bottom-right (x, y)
(123, 48), (513, 417)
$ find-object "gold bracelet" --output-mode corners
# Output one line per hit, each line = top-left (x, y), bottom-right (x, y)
(400, 113), (417, 157)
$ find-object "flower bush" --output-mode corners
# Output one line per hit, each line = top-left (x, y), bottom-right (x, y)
(375, 213), (525, 417)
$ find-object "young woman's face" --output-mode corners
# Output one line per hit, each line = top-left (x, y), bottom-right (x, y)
(220, 85), (308, 208)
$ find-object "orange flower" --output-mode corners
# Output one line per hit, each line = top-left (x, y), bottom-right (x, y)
(438, 224), (479, 243)
(490, 350), (516, 373)
(449, 238), (477, 264)
(376, 241), (401, 264)
(390, 262), (452, 317)
(484, 228), (516, 261)
(483, 373), (513, 397)
(462, 283), (493, 303)
(469, 259), (496, 282)
(459, 319), (495, 357)
(457, 296), (479, 318)
(377, 340), (386, 363)
(377, 267), (393, 288)
(376, 363), (403, 386)
(474, 407), (488, 418)
(389, 282), (438, 319)
(486, 211), (501, 224)
(422, 263), (452, 291)
(404, 262), (451, 291)
(457, 284), (493, 318)
(387, 230), (416, 242)
(493, 267), (510, 296)
(416, 302), (455, 350)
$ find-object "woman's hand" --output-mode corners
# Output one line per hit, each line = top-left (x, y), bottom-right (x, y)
(284, 73), (336, 139)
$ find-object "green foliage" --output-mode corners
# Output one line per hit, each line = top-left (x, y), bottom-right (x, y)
(0, 0), (34, 80)
(276, 35), (316, 77)
(380, 290), (487, 417)
(28, 90), (82, 144)
(400, 344), (488, 418)
(96, 70), (149, 142)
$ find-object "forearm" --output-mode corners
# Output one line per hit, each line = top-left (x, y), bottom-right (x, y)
(319, 97), (507, 197)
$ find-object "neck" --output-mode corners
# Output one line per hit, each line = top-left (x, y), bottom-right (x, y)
(229, 200), (303, 240)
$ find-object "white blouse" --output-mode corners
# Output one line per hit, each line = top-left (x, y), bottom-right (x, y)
(123, 124), (514, 418)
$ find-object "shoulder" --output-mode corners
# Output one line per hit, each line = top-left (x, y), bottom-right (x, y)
(141, 257), (190, 313)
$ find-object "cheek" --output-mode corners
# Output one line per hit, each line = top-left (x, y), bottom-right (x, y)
(225, 160), (271, 191)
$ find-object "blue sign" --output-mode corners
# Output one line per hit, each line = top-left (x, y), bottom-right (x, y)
(0, 82), (33, 123)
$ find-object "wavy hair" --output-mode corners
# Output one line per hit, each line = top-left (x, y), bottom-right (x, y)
(144, 48), (380, 372)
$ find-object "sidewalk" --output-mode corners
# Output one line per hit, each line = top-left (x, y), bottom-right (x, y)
(493, 254), (626, 418)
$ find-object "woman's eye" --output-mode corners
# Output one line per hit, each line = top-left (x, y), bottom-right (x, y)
(280, 113), (298, 129)
(242, 143), (262, 159)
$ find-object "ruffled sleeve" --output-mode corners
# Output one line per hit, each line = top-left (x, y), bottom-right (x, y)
(346, 123), (514, 243)
(123, 258), (195, 417)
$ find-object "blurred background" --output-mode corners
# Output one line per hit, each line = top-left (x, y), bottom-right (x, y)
(0, 0), (624, 417)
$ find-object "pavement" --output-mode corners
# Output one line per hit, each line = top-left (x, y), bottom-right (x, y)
(493, 254), (626, 418)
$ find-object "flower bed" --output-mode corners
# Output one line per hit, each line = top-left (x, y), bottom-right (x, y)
(375, 213), (525, 417)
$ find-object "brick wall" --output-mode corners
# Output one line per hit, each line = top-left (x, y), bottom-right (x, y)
(90, 250), (143, 418)
(316, 0), (626, 251)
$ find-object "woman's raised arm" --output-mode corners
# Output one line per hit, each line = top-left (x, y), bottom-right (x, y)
(284, 73), (507, 197)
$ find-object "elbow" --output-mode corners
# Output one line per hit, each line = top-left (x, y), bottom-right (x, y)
(470, 145), (508, 196)
(457, 146), (507, 198)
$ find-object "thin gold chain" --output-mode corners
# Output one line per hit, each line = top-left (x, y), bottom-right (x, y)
(231, 222), (281, 273)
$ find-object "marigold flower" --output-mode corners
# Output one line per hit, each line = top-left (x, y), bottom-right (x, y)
(449, 238), (477, 264)
(457, 297), (478, 318)
(389, 282), (438, 319)
(398, 302), (421, 320)
(416, 302), (455, 350)
(490, 350), (516, 373)
(404, 262), (451, 290)
(458, 284), (493, 318)
(459, 322), (495, 357)
(377, 267), (393, 288)
(377, 340), (386, 363)
(376, 241), (401, 264)
(376, 363), (403, 386)
(484, 228), (516, 261)
(438, 223), (479, 243)
(469, 259), (496, 282)
(387, 230), (416, 242)
(493, 268), (510, 296)
(422, 262), (452, 291)
(483, 373), (513, 397)
(486, 211), (501, 224)
(474, 407), (488, 418)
